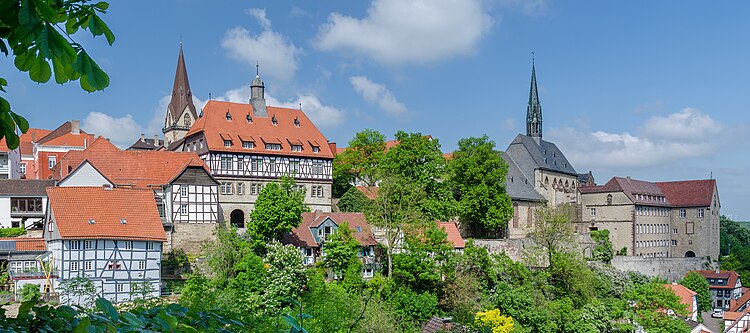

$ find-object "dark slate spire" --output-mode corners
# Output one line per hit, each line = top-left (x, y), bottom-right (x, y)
(250, 62), (268, 118)
(167, 43), (198, 126)
(526, 56), (542, 141)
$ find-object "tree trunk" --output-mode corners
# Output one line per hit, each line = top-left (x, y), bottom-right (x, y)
(387, 247), (393, 277)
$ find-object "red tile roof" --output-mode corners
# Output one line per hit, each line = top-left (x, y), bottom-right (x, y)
(47, 187), (166, 241)
(36, 121), (95, 147)
(579, 177), (671, 207)
(56, 136), (213, 187)
(284, 212), (377, 247)
(724, 311), (743, 321)
(663, 283), (696, 311)
(184, 100), (334, 159)
(694, 270), (740, 290)
(355, 186), (379, 200)
(437, 220), (465, 249)
(0, 237), (46, 251)
(656, 179), (716, 207)
(0, 128), (52, 153)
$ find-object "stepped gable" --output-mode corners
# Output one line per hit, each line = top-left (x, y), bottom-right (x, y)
(47, 186), (166, 241)
(186, 100), (334, 159)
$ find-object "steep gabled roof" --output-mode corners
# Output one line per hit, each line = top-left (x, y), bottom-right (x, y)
(437, 221), (465, 249)
(167, 44), (198, 123)
(502, 151), (545, 202)
(656, 180), (716, 208)
(663, 283), (697, 311)
(694, 270), (740, 289)
(506, 134), (577, 176)
(283, 212), (377, 247)
(36, 121), (94, 147)
(184, 100), (334, 159)
(47, 187), (166, 241)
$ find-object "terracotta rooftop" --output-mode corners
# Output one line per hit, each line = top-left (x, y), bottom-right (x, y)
(656, 179), (716, 207)
(0, 237), (46, 251)
(56, 136), (212, 187)
(47, 187), (166, 241)
(731, 291), (750, 312)
(0, 128), (52, 153)
(663, 283), (696, 311)
(36, 121), (95, 147)
(184, 100), (334, 159)
(355, 186), (379, 200)
(437, 220), (465, 249)
(581, 177), (716, 209)
(284, 212), (377, 248)
(694, 270), (740, 289)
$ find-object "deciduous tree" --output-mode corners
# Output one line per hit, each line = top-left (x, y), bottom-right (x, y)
(680, 271), (712, 314)
(0, 0), (114, 148)
(336, 186), (372, 213)
(529, 204), (575, 268)
(248, 177), (307, 252)
(334, 129), (386, 189)
(322, 222), (361, 279)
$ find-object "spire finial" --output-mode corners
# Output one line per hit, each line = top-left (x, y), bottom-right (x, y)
(256, 61), (259, 76)
(299, 102), (302, 111)
(180, 35), (183, 47)
(532, 51), (535, 65)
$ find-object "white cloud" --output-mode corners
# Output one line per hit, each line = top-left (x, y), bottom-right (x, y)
(547, 108), (723, 169)
(349, 76), (406, 115)
(82, 112), (147, 149)
(221, 10), (300, 82)
(498, 0), (550, 16)
(314, 0), (493, 65)
(211, 85), (344, 129)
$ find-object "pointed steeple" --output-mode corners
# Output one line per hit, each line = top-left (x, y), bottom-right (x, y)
(250, 62), (268, 118)
(166, 43), (198, 125)
(526, 55), (542, 141)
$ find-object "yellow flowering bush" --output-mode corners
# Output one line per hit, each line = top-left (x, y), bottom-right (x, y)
(474, 309), (515, 333)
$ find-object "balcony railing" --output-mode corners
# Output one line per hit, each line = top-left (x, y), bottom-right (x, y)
(9, 269), (58, 280)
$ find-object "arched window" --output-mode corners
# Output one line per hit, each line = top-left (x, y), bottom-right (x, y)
(183, 114), (191, 127)
(606, 194), (612, 205)
(230, 209), (245, 228)
(685, 251), (696, 258)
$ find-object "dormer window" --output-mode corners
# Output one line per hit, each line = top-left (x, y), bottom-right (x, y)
(272, 115), (278, 125)
(224, 140), (232, 147)
(312, 146), (320, 153)
(291, 145), (302, 152)
(294, 117), (300, 127)
(242, 141), (254, 149)
(246, 114), (252, 123)
(265, 143), (281, 151)
(226, 111), (232, 121)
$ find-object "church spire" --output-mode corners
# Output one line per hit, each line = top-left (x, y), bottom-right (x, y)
(250, 62), (268, 118)
(526, 54), (542, 141)
(163, 42), (198, 147)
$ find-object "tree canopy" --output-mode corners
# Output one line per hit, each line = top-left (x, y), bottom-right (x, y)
(0, 0), (114, 148)
(247, 177), (307, 252)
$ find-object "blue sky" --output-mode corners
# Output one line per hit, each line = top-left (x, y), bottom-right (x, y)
(2, 0), (749, 219)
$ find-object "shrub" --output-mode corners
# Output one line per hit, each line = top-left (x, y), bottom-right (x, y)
(0, 228), (25, 238)
(19, 283), (41, 302)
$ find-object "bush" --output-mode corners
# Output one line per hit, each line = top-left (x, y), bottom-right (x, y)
(19, 283), (41, 302)
(0, 228), (25, 238)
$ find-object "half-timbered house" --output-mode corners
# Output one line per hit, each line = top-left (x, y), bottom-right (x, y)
(45, 187), (166, 304)
(52, 137), (219, 253)
(170, 69), (335, 226)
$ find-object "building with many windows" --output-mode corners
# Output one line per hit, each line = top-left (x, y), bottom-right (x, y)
(44, 186), (166, 304)
(0, 180), (54, 229)
(167, 53), (335, 225)
(695, 270), (742, 310)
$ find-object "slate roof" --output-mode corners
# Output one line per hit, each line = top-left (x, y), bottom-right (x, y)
(184, 100), (334, 159)
(695, 270), (740, 290)
(656, 180), (716, 208)
(506, 134), (578, 177)
(128, 137), (164, 150)
(47, 187), (167, 241)
(283, 212), (377, 248)
(437, 221), (465, 249)
(0, 179), (54, 196)
(167, 45), (198, 122)
(55, 136), (214, 187)
(502, 152), (544, 202)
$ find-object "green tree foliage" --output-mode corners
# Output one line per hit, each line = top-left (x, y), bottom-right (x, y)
(391, 222), (450, 293)
(202, 223), (252, 284)
(322, 222), (361, 279)
(450, 135), (513, 230)
(590, 229), (614, 264)
(337, 186), (373, 213)
(0, 0), (115, 149)
(334, 129), (386, 189)
(57, 275), (98, 307)
(680, 271), (712, 313)
(248, 177), (307, 252)
(529, 204), (576, 267)
(0, 227), (25, 237)
(264, 242), (306, 315)
(624, 281), (690, 333)
(720, 215), (750, 282)
(379, 131), (455, 221)
(19, 283), (41, 302)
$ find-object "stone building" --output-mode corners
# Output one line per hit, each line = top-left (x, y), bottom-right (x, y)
(580, 177), (720, 259)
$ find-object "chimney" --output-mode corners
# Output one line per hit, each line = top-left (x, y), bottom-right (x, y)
(328, 142), (337, 156)
(154, 135), (159, 146)
(140, 134), (145, 142)
(71, 120), (80, 135)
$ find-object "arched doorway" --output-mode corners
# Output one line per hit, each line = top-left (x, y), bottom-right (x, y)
(230, 209), (245, 228)
(685, 250), (696, 258)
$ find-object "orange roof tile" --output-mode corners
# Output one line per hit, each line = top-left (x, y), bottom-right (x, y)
(47, 187), (166, 241)
(185, 100), (334, 159)
(36, 121), (95, 147)
(724, 311), (743, 321)
(0, 128), (52, 153)
(437, 220), (465, 249)
(656, 179), (716, 207)
(56, 136), (214, 187)
(731, 291), (750, 312)
(356, 186), (379, 200)
(663, 283), (696, 310)
(0, 237), (46, 251)
(284, 212), (377, 247)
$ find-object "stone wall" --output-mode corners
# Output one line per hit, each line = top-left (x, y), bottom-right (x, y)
(610, 256), (711, 282)
(169, 223), (218, 254)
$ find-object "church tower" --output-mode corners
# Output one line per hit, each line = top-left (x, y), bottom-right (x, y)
(526, 59), (542, 142)
(250, 64), (268, 118)
(163, 43), (198, 147)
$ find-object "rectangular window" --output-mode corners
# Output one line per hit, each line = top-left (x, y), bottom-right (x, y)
(180, 186), (188, 197)
(265, 143), (282, 150)
(242, 141), (254, 149)
(147, 242), (154, 251)
(220, 156), (233, 170)
(10, 198), (43, 213)
(116, 284), (124, 293)
(291, 145), (302, 152)
(123, 241), (132, 250)
(71, 261), (79, 271)
(19, 163), (26, 175)
(312, 161), (323, 175)
(673, 228), (678, 234)
(251, 157), (261, 172)
(221, 182), (233, 195)
(138, 261), (145, 270)
(224, 140), (232, 147)
(48, 156), (56, 169)
(312, 146), (320, 153)
(84, 240), (94, 250)
(236, 182), (244, 195)
(85, 261), (93, 270)
(180, 204), (188, 215)
(290, 160), (299, 174)
(589, 207), (596, 217)
(679, 209), (686, 218)
(70, 240), (79, 250)
(269, 158), (276, 173)
(251, 183), (263, 195)
(697, 208), (705, 218)
(107, 261), (121, 270)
